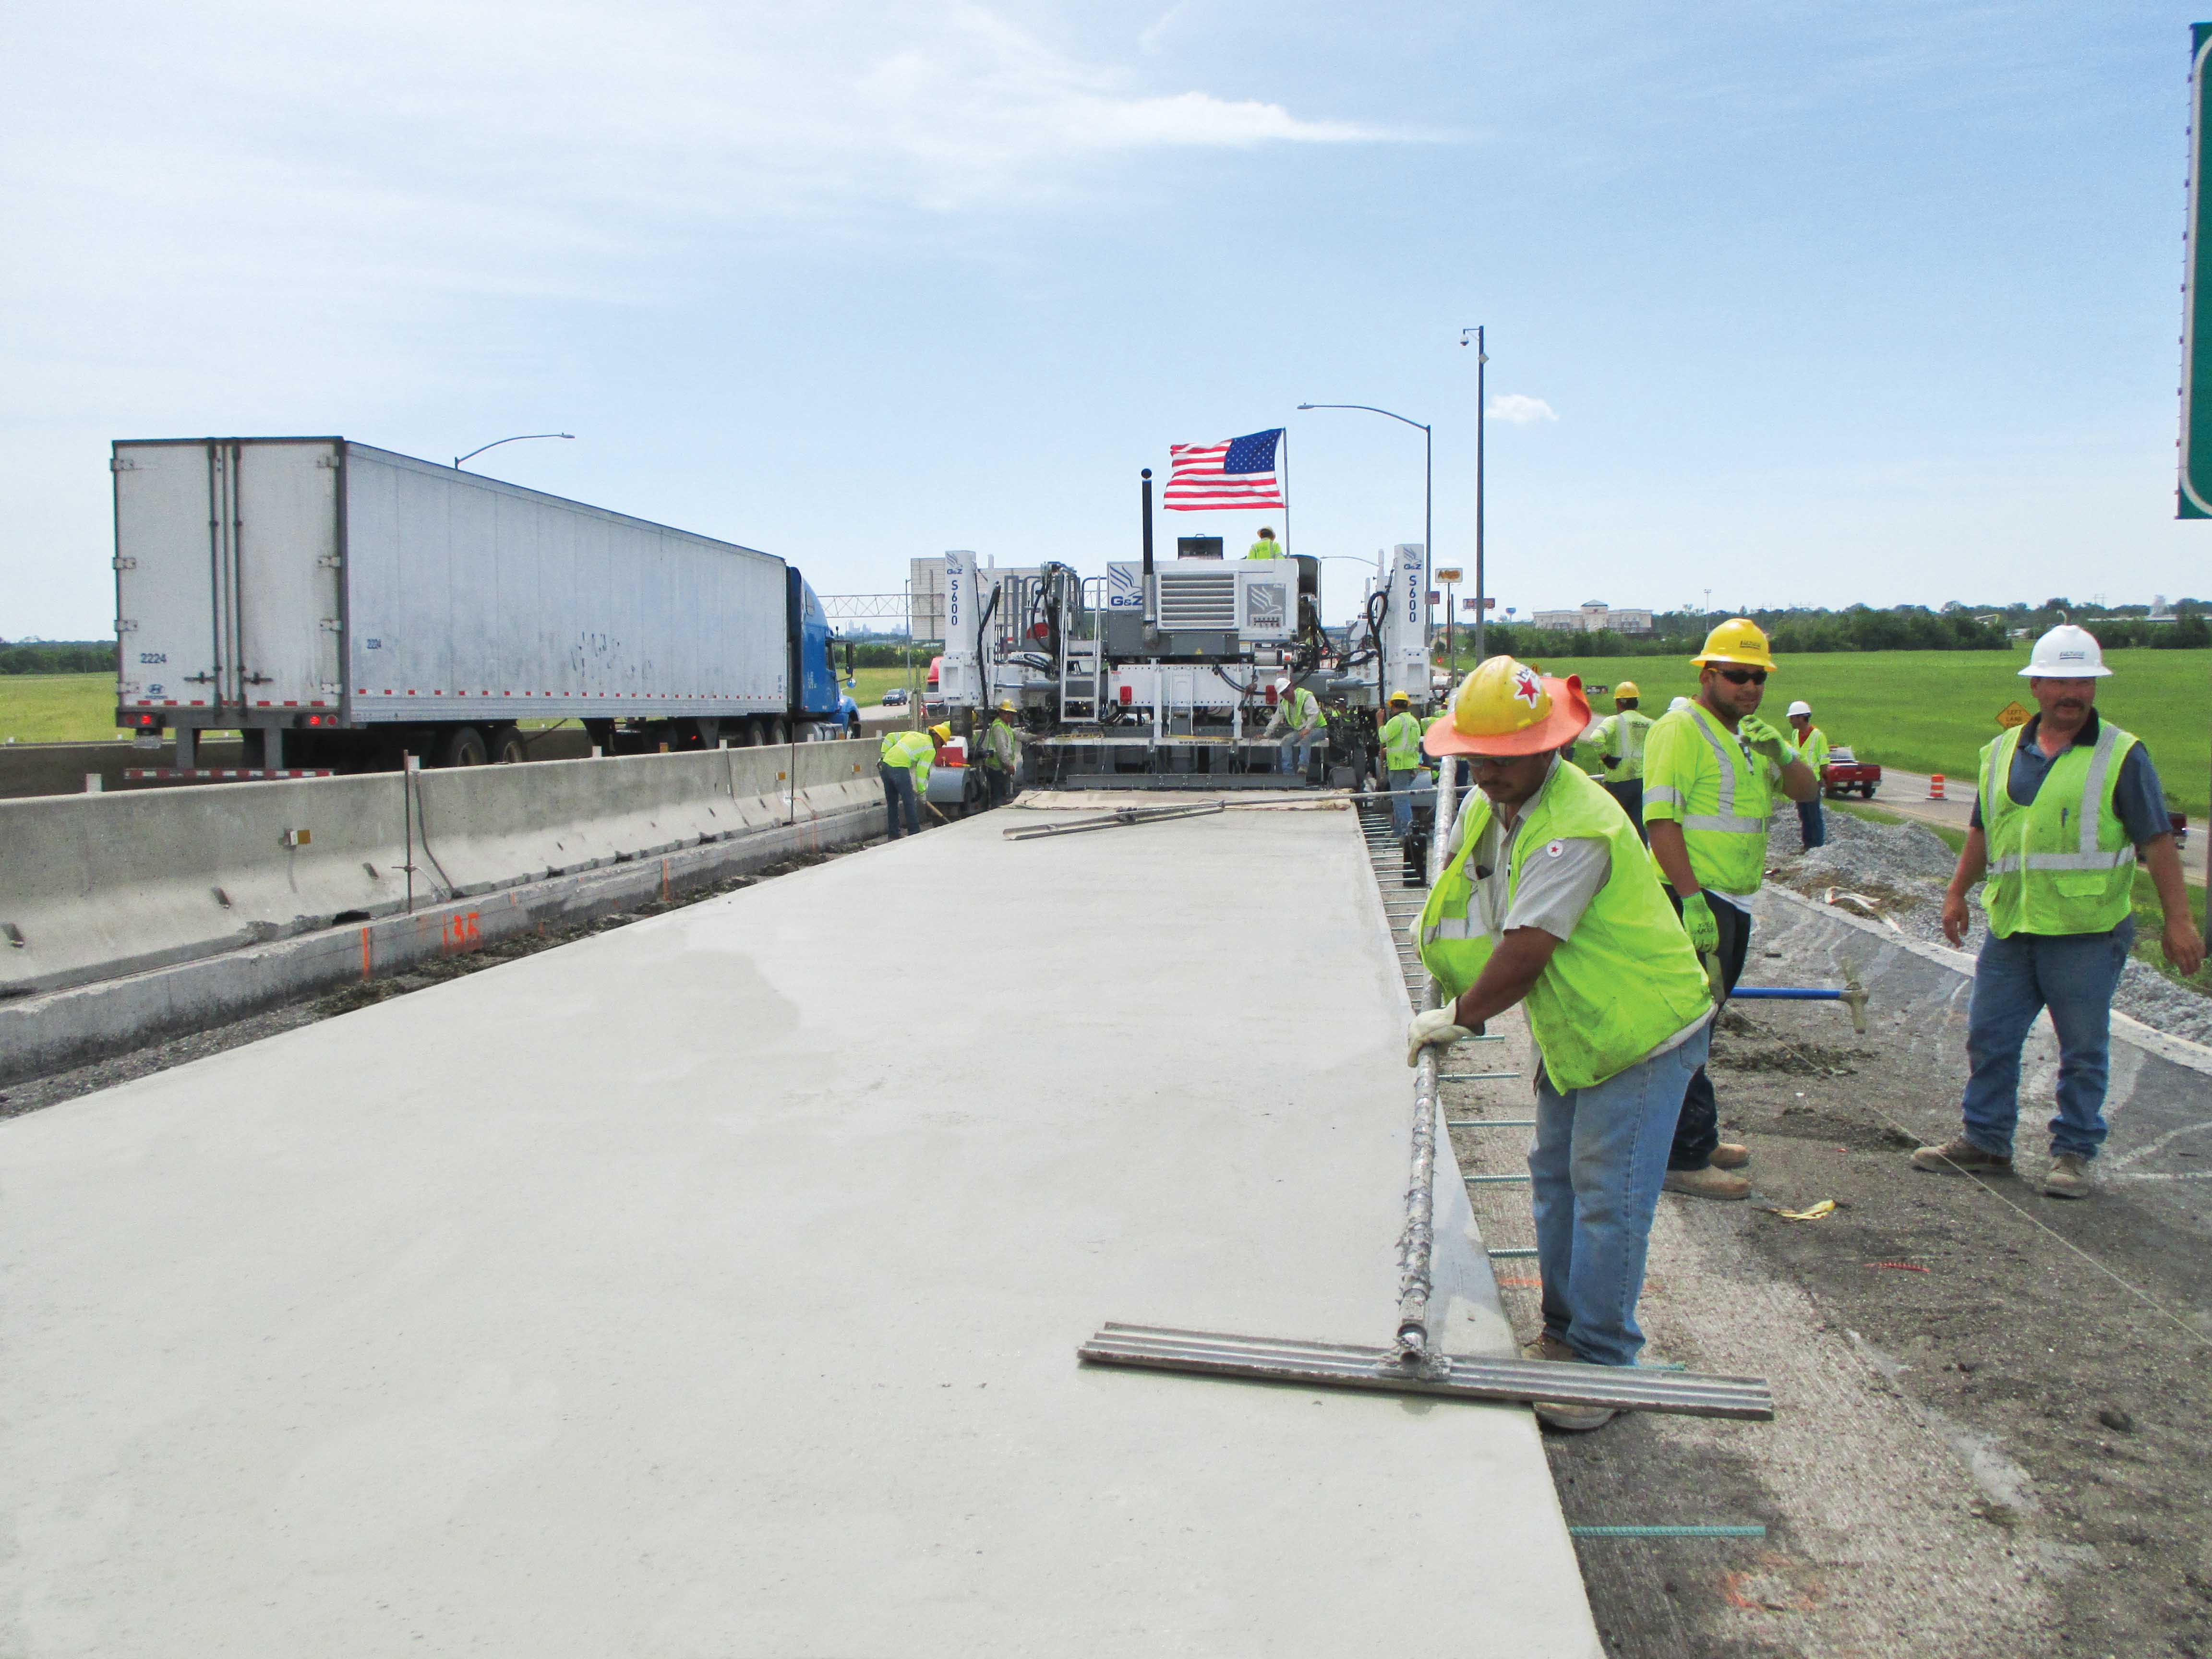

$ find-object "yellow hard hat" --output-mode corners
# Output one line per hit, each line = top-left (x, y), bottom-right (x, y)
(1424, 655), (1590, 758)
(1389, 690), (1411, 706)
(1691, 617), (1776, 672)
(996, 699), (1016, 713)
(929, 722), (951, 741)
(1613, 680), (1640, 701)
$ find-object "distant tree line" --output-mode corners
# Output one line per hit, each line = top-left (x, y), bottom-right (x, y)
(1466, 598), (2210, 661)
(0, 639), (116, 674)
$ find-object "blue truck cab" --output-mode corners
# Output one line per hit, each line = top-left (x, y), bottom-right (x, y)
(787, 571), (858, 737)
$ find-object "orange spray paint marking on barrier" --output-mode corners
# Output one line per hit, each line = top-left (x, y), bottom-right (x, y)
(360, 927), (372, 981)
(440, 911), (481, 954)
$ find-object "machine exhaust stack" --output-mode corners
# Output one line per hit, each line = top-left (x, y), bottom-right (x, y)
(1140, 467), (1157, 641)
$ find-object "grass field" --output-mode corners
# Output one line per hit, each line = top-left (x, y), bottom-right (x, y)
(1476, 647), (2212, 819)
(0, 669), (931, 746)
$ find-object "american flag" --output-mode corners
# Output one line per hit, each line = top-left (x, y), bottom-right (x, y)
(1165, 428), (1285, 511)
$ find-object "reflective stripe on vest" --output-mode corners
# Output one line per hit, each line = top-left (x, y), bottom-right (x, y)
(1979, 721), (2138, 936)
(1681, 705), (1767, 834)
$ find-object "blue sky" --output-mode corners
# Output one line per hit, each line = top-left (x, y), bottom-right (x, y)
(3, 1), (2204, 635)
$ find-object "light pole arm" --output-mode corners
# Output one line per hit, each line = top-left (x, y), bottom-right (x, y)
(454, 432), (575, 469)
(1297, 402), (1430, 436)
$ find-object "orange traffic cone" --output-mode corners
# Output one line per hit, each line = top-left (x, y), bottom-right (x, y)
(1928, 774), (1946, 800)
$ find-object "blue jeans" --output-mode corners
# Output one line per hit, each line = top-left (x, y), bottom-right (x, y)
(1529, 1022), (1712, 1368)
(1388, 767), (1420, 836)
(1796, 798), (1827, 849)
(879, 763), (919, 838)
(1960, 923), (2133, 1161)
(1276, 733), (1320, 777)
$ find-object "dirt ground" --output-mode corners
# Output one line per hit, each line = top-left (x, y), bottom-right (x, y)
(1508, 997), (2212, 1659)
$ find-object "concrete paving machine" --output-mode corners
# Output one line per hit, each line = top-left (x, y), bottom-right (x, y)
(931, 471), (1433, 792)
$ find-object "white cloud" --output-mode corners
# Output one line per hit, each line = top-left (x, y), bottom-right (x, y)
(1487, 394), (1559, 425)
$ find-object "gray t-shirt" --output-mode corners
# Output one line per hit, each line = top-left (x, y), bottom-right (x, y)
(1453, 757), (1612, 944)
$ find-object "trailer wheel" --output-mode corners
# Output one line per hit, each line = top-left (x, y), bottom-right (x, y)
(486, 725), (528, 765)
(767, 717), (790, 746)
(437, 725), (490, 767)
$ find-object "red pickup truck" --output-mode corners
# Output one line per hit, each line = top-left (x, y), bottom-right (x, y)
(1819, 745), (1881, 800)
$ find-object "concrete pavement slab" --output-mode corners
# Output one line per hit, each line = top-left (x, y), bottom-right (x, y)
(0, 806), (1597, 1657)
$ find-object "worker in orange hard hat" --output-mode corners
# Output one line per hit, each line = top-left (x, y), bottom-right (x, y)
(1409, 656), (1715, 1428)
(1641, 620), (1819, 1200)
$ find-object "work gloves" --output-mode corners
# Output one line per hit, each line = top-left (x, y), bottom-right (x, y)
(1406, 1006), (1476, 1067)
(1737, 715), (1798, 767)
(1678, 890), (1721, 957)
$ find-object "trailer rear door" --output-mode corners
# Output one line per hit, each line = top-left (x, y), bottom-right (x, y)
(111, 439), (343, 720)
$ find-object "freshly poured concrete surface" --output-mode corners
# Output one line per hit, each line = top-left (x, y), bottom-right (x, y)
(0, 807), (1596, 1657)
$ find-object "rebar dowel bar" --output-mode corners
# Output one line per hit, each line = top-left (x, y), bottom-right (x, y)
(1467, 1173), (1534, 1184)
(1440, 1070), (1520, 1082)
(1488, 1247), (1539, 1259)
(1449, 1118), (1537, 1129)
(1393, 757), (1458, 1361)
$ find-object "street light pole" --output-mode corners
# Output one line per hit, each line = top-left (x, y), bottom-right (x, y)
(454, 432), (575, 470)
(1295, 400), (1432, 661)
(1461, 326), (1487, 662)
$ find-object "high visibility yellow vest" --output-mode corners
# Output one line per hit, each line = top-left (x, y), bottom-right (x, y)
(1247, 541), (1283, 560)
(983, 719), (1018, 770)
(1381, 711), (1425, 770)
(1595, 710), (1653, 781)
(1798, 727), (1831, 773)
(1279, 686), (1321, 731)
(881, 728), (934, 790)
(1415, 763), (1712, 1090)
(1978, 721), (2139, 937)
(1642, 701), (1774, 896)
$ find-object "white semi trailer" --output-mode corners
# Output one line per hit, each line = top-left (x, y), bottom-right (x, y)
(111, 437), (852, 770)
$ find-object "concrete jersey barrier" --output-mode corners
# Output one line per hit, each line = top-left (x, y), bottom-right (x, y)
(0, 739), (883, 999)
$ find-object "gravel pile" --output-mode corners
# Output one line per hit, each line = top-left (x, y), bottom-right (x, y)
(1767, 806), (2212, 1049)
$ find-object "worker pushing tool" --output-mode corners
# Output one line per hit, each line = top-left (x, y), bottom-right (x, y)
(1379, 690), (1427, 839)
(1915, 625), (2203, 1198)
(1588, 680), (1653, 840)
(1265, 676), (1325, 781)
(1784, 700), (1829, 849)
(878, 723), (943, 840)
(1641, 619), (1820, 1201)
(1407, 657), (1716, 1431)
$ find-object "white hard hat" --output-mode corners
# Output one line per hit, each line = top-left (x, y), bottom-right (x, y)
(1786, 699), (1812, 718)
(2020, 624), (2111, 678)
(1274, 676), (1291, 692)
(1667, 696), (1692, 713)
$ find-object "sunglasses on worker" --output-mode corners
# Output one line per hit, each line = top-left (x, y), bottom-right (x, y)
(1714, 667), (1767, 685)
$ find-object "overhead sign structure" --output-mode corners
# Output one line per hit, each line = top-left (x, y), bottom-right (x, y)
(2182, 25), (2212, 516)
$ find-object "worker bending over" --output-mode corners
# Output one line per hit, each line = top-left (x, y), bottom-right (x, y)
(1408, 657), (1715, 1431)
(1246, 527), (1283, 559)
(1378, 691), (1427, 838)
(1916, 626), (2202, 1198)
(1641, 620), (1819, 1200)
(878, 723), (942, 840)
(981, 700), (1022, 806)
(1588, 680), (1653, 839)
(1785, 700), (1829, 850)
(1265, 676), (1324, 780)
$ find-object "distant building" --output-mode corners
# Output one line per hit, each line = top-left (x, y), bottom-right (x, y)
(909, 556), (947, 640)
(1529, 601), (1653, 636)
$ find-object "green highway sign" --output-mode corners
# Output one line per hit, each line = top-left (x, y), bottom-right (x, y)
(2183, 24), (2212, 516)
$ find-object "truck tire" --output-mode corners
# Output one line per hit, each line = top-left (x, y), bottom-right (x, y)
(1860, 782), (1876, 799)
(767, 716), (790, 747)
(486, 725), (528, 765)
(437, 725), (489, 767)
(845, 714), (860, 739)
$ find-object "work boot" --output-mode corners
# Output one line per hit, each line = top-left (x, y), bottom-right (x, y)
(1911, 1136), (2013, 1176)
(1710, 1142), (1751, 1169)
(1662, 1165), (1750, 1201)
(1523, 1331), (1577, 1364)
(2043, 1153), (2092, 1199)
